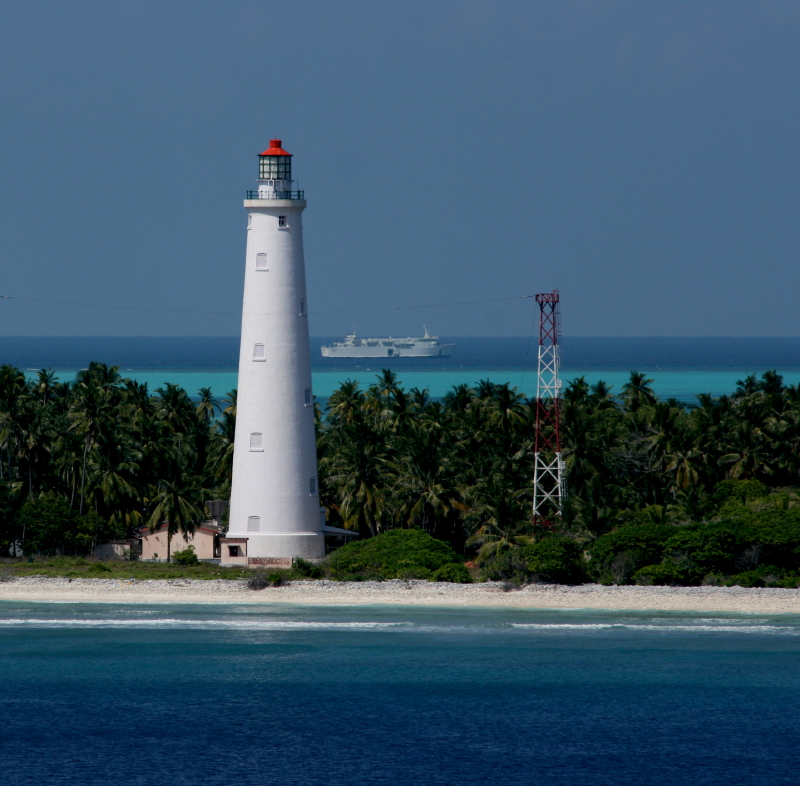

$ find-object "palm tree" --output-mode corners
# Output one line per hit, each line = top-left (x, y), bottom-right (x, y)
(146, 476), (207, 563)
(53, 432), (85, 510)
(155, 384), (197, 447)
(69, 378), (112, 514)
(563, 377), (590, 407)
(222, 389), (237, 417)
(321, 435), (390, 538)
(443, 384), (476, 414)
(407, 387), (431, 410)
(622, 371), (656, 412)
(33, 369), (59, 405)
(368, 369), (400, 409)
(0, 365), (28, 482)
(735, 374), (759, 399)
(326, 381), (364, 428)
(90, 426), (142, 539)
(720, 424), (773, 480)
(589, 380), (616, 409)
(481, 383), (526, 436)
(196, 387), (220, 428)
(387, 417), (466, 538)
(207, 409), (236, 495)
(464, 474), (534, 563)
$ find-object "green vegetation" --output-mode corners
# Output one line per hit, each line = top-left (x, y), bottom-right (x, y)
(171, 545), (200, 566)
(0, 556), (251, 580)
(325, 529), (466, 580)
(290, 556), (324, 579)
(481, 538), (586, 584)
(588, 489), (800, 587)
(0, 363), (232, 560)
(247, 570), (285, 589)
(2, 362), (800, 586)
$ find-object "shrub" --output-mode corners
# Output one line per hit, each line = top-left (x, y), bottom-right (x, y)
(713, 479), (769, 507)
(633, 558), (698, 586)
(17, 495), (79, 555)
(481, 538), (586, 584)
(172, 546), (199, 566)
(589, 524), (674, 584)
(247, 570), (284, 590)
(325, 529), (463, 581)
(745, 509), (800, 570)
(289, 557), (323, 579)
(726, 565), (791, 588)
(432, 563), (472, 583)
(613, 511), (800, 586)
(662, 523), (743, 576)
(87, 562), (112, 574)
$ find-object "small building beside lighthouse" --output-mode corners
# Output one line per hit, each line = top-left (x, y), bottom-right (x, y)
(222, 140), (353, 567)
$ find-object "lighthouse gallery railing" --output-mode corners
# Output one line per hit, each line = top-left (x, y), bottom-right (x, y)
(246, 190), (305, 200)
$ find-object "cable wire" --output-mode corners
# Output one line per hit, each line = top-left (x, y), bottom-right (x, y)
(0, 293), (534, 318)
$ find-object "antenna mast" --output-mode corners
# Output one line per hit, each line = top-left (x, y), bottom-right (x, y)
(532, 290), (564, 528)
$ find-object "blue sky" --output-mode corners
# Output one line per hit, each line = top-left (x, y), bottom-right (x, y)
(0, 1), (797, 337)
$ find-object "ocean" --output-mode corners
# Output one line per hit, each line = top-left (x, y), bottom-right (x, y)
(3, 336), (800, 403)
(1, 601), (799, 785)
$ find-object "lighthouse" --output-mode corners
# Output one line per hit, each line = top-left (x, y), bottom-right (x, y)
(223, 140), (345, 566)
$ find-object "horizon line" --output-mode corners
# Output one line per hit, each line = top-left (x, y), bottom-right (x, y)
(3, 335), (800, 341)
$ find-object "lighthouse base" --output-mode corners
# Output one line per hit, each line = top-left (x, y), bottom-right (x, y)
(219, 531), (325, 567)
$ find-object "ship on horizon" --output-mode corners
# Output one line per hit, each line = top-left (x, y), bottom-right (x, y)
(321, 328), (454, 359)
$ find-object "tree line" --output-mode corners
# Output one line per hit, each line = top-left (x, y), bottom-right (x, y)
(1, 362), (799, 584)
(0, 363), (233, 554)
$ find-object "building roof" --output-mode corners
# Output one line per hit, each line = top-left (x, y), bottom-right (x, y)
(322, 525), (360, 537)
(259, 139), (291, 157)
(137, 522), (222, 537)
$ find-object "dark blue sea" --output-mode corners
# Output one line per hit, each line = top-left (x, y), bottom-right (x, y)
(1, 602), (799, 786)
(3, 336), (800, 401)
(3, 335), (800, 372)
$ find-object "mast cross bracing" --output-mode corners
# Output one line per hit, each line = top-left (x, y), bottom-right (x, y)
(532, 290), (565, 529)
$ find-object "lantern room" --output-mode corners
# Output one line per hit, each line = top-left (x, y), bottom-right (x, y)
(258, 139), (292, 181)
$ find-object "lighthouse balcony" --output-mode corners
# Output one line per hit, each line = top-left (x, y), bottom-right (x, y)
(246, 190), (304, 200)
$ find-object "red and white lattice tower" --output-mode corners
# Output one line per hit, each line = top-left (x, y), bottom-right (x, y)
(532, 290), (565, 528)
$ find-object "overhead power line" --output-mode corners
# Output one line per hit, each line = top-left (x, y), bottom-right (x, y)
(0, 293), (534, 317)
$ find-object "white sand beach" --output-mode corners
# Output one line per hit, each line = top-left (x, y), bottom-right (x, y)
(1, 577), (799, 613)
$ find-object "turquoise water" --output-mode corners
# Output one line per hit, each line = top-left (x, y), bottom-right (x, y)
(13, 335), (800, 402)
(35, 368), (800, 402)
(2, 602), (799, 785)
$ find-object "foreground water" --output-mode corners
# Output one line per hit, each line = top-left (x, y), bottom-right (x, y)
(2, 602), (799, 785)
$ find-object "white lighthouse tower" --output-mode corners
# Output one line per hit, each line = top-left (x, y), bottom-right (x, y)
(224, 140), (339, 565)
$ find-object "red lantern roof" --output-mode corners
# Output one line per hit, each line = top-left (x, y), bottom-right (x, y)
(258, 139), (291, 157)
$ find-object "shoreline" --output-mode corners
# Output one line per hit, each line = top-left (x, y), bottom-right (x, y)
(1, 578), (799, 613)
